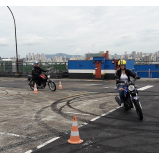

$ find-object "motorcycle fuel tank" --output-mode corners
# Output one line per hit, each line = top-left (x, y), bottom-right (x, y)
(39, 75), (46, 79)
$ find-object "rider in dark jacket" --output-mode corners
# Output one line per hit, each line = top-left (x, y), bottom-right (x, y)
(115, 68), (136, 85)
(115, 60), (137, 107)
(32, 61), (47, 86)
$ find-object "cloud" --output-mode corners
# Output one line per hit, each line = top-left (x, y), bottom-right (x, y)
(23, 35), (44, 45)
(0, 38), (9, 47)
(0, 6), (159, 57)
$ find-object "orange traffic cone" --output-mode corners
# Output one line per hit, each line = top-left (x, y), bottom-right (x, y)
(68, 116), (83, 144)
(58, 80), (62, 89)
(33, 83), (38, 93)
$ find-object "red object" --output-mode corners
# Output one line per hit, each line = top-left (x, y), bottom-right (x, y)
(115, 60), (119, 70)
(105, 51), (109, 60)
(95, 61), (101, 78)
(39, 74), (46, 79)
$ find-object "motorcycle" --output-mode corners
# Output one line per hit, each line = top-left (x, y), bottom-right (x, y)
(113, 74), (143, 120)
(27, 68), (56, 91)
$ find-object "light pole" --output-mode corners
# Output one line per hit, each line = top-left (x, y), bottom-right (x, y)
(7, 6), (20, 77)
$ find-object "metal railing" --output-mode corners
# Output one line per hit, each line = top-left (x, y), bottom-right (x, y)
(129, 68), (159, 78)
(136, 70), (159, 78)
(0, 61), (68, 78)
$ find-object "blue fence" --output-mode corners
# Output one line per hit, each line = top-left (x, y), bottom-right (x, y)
(134, 64), (159, 78)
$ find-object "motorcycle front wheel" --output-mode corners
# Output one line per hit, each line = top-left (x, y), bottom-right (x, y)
(48, 81), (56, 91)
(134, 99), (143, 120)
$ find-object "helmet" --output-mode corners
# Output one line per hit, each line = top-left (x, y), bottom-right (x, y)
(118, 60), (126, 66)
(34, 61), (38, 65)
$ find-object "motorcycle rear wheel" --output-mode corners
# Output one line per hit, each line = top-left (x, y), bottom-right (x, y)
(29, 80), (34, 90)
(134, 99), (143, 120)
(48, 81), (56, 91)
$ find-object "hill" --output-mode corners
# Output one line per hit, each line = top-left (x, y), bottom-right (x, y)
(45, 53), (82, 59)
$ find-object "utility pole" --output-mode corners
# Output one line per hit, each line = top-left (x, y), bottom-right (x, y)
(7, 6), (20, 77)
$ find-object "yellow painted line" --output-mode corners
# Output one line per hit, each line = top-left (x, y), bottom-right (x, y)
(93, 73), (105, 75)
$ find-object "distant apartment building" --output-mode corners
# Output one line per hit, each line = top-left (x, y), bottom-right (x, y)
(85, 51), (109, 60)
(124, 51), (128, 60)
(24, 53), (67, 63)
(22, 50), (160, 63)
(132, 51), (136, 59)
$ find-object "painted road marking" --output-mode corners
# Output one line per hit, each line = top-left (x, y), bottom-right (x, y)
(25, 105), (122, 153)
(36, 137), (60, 149)
(90, 116), (101, 121)
(88, 84), (103, 86)
(25, 137), (60, 153)
(63, 90), (98, 93)
(0, 132), (35, 139)
(79, 122), (88, 128)
(64, 112), (91, 116)
(138, 85), (154, 91)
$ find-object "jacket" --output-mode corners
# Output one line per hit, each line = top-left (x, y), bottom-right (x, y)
(115, 68), (136, 85)
(32, 66), (46, 77)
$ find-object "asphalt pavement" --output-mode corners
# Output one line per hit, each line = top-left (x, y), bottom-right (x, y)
(0, 77), (159, 153)
(32, 83), (159, 153)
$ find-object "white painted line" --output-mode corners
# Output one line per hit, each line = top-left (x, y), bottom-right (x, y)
(92, 106), (121, 119)
(79, 123), (88, 128)
(101, 113), (108, 116)
(88, 84), (103, 86)
(138, 85), (154, 91)
(63, 90), (98, 93)
(25, 106), (121, 153)
(25, 137), (60, 153)
(64, 112), (91, 116)
(36, 137), (60, 149)
(104, 87), (109, 88)
(0, 132), (35, 139)
(116, 106), (121, 109)
(90, 116), (101, 121)
(25, 150), (33, 153)
(87, 100), (98, 102)
(108, 109), (116, 113)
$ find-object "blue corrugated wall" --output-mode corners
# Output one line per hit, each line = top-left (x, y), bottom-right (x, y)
(104, 60), (115, 69)
(135, 64), (159, 78)
(68, 60), (159, 78)
(126, 60), (135, 70)
(68, 60), (94, 69)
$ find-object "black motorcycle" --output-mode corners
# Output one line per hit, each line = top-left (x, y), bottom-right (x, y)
(114, 75), (143, 120)
(27, 69), (56, 91)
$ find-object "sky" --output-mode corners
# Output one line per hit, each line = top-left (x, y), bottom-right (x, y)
(0, 2), (159, 58)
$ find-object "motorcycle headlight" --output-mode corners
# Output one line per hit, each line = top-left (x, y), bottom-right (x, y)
(47, 75), (50, 78)
(128, 85), (135, 91)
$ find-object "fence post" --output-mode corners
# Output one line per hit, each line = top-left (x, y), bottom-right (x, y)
(148, 69), (150, 78)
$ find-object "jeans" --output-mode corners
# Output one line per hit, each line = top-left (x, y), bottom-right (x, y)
(117, 85), (125, 103)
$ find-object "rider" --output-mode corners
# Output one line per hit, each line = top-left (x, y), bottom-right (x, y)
(115, 60), (137, 107)
(32, 61), (47, 87)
